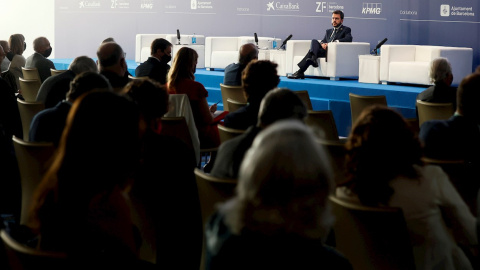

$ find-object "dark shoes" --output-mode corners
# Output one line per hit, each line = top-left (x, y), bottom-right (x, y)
(287, 70), (305, 79)
(306, 57), (319, 68)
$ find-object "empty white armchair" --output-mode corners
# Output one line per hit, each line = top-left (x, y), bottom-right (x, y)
(379, 45), (473, 86)
(205, 36), (281, 70)
(286, 41), (370, 80)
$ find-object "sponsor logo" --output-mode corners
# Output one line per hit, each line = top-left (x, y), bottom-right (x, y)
(441, 5), (449, 16)
(111, 0), (130, 9)
(141, 0), (153, 9)
(237, 7), (250, 12)
(447, 5), (475, 17)
(315, 2), (344, 13)
(399, 10), (417, 16)
(191, 0), (197, 9)
(79, 1), (101, 8)
(191, 1), (213, 10)
(362, 3), (381, 15)
(266, 1), (300, 12)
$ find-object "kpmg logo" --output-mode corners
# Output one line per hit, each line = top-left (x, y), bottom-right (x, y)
(141, 0), (153, 9)
(441, 5), (450, 16)
(362, 3), (381, 15)
(267, 1), (300, 11)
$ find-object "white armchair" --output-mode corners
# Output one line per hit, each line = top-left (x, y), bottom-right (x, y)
(205, 36), (281, 70)
(286, 41), (370, 80)
(379, 45), (473, 86)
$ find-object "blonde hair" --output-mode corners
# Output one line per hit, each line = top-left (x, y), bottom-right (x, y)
(167, 47), (197, 92)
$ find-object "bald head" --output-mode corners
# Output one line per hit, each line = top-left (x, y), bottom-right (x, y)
(96, 42), (126, 76)
(239, 43), (258, 65)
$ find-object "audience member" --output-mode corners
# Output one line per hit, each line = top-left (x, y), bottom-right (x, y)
(206, 119), (352, 270)
(101, 37), (115, 44)
(135, 38), (172, 84)
(7, 34), (26, 89)
(419, 72), (480, 161)
(167, 47), (220, 148)
(0, 44), (22, 139)
(223, 60), (280, 130)
(0, 40), (10, 72)
(223, 43), (258, 86)
(29, 91), (152, 268)
(417, 57), (456, 110)
(25, 36), (55, 82)
(337, 105), (477, 270)
(29, 72), (111, 145)
(211, 88), (307, 179)
(97, 42), (130, 91)
(123, 79), (201, 269)
(36, 56), (97, 108)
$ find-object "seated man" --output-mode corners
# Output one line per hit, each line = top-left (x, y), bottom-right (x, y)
(97, 42), (130, 91)
(29, 72), (112, 145)
(211, 88), (307, 179)
(223, 43), (258, 86)
(288, 10), (352, 79)
(417, 57), (457, 110)
(135, 38), (172, 84)
(223, 60), (279, 130)
(25, 37), (55, 82)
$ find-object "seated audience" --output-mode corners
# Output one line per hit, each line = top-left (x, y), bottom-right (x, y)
(211, 88), (307, 179)
(337, 105), (477, 270)
(7, 34), (26, 89)
(97, 41), (130, 91)
(135, 38), (172, 84)
(29, 91), (153, 268)
(206, 119), (352, 270)
(223, 60), (280, 130)
(36, 56), (97, 108)
(419, 72), (480, 161)
(0, 40), (10, 72)
(123, 79), (201, 269)
(29, 72), (111, 145)
(25, 36), (55, 82)
(167, 47), (220, 148)
(223, 43), (258, 86)
(0, 44), (22, 139)
(417, 57), (456, 110)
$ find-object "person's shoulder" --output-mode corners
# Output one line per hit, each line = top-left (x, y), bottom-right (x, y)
(224, 63), (239, 71)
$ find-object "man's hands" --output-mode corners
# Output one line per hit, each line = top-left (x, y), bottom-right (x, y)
(321, 43), (328, 50)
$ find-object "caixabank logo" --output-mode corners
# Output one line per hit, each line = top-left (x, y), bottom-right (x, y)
(362, 3), (381, 15)
(79, 1), (101, 8)
(266, 1), (300, 12)
(441, 4), (475, 17)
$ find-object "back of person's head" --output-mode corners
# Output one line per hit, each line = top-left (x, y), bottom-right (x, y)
(238, 43), (258, 65)
(0, 45), (5, 64)
(151, 38), (172, 55)
(226, 120), (334, 239)
(66, 72), (112, 102)
(9, 34), (25, 55)
(242, 60), (280, 103)
(258, 88), (307, 127)
(457, 72), (480, 122)
(96, 42), (124, 68)
(101, 37), (115, 44)
(429, 57), (452, 84)
(68, 56), (98, 74)
(345, 105), (422, 205)
(33, 37), (48, 52)
(0, 40), (9, 52)
(123, 79), (169, 124)
(167, 47), (198, 89)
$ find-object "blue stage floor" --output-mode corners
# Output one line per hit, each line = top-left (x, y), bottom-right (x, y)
(53, 59), (425, 137)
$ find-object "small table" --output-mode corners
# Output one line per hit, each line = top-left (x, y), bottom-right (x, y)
(269, 50), (287, 76)
(358, 55), (380, 84)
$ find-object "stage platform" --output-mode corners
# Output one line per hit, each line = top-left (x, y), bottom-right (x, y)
(53, 59), (425, 137)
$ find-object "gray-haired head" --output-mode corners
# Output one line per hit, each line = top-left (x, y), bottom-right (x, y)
(258, 88), (307, 127)
(429, 57), (452, 84)
(68, 56), (98, 75)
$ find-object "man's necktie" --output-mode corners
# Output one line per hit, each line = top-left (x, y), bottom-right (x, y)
(329, 28), (337, 42)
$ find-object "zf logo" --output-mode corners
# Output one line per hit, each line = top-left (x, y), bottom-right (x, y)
(441, 5), (450, 16)
(362, 3), (381, 15)
(316, 2), (327, 13)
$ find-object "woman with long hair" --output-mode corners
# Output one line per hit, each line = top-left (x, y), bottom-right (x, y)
(8, 34), (26, 89)
(338, 105), (477, 270)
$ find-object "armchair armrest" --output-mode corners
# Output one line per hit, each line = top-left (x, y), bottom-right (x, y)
(326, 42), (370, 77)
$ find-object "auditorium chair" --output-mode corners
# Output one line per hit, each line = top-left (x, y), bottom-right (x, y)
(349, 93), (387, 125)
(294, 90), (313, 110)
(329, 196), (416, 270)
(218, 124), (245, 144)
(50, 68), (66, 76)
(306, 110), (340, 141)
(226, 98), (247, 113)
(205, 36), (281, 70)
(318, 139), (346, 185)
(19, 78), (41, 102)
(21, 67), (40, 81)
(286, 41), (370, 80)
(416, 100), (454, 127)
(17, 99), (45, 141)
(380, 45), (473, 86)
(219, 83), (246, 111)
(12, 136), (55, 225)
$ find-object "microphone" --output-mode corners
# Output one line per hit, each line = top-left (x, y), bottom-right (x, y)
(278, 34), (293, 50)
(372, 38), (387, 55)
(177, 29), (181, 45)
(254, 33), (258, 47)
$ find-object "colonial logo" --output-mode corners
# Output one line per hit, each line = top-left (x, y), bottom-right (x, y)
(267, 1), (299, 11)
(362, 3), (381, 15)
(191, 0), (197, 9)
(441, 4), (450, 17)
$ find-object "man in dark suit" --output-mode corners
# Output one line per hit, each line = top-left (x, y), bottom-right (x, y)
(223, 43), (258, 86)
(25, 37), (55, 82)
(419, 72), (480, 162)
(288, 10), (352, 79)
(97, 42), (130, 91)
(135, 38), (172, 84)
(417, 57), (457, 110)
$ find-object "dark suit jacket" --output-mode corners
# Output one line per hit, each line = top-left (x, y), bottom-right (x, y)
(321, 25), (353, 43)
(419, 115), (480, 161)
(29, 101), (71, 145)
(210, 126), (261, 179)
(223, 102), (261, 130)
(25, 52), (55, 82)
(223, 63), (245, 86)
(417, 82), (457, 110)
(135, 57), (170, 85)
(36, 70), (76, 109)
